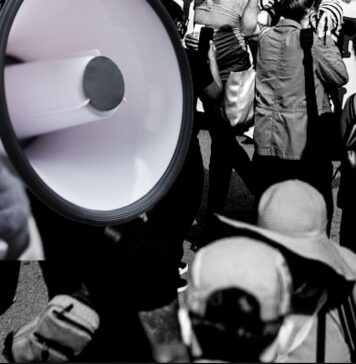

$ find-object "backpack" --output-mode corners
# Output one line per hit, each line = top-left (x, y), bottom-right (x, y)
(4, 295), (100, 362)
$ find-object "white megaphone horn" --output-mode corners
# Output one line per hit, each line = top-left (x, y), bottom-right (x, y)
(0, 0), (193, 225)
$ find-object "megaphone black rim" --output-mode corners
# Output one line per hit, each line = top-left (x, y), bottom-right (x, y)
(0, 0), (194, 226)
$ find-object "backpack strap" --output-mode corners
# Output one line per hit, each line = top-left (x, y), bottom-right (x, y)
(316, 308), (326, 363)
(338, 294), (356, 361)
(300, 28), (321, 159)
(350, 94), (356, 122)
(300, 28), (317, 119)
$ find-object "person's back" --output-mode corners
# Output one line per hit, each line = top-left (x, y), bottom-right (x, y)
(255, 1), (348, 160)
(251, 0), (348, 215)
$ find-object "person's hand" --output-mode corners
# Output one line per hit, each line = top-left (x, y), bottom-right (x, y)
(184, 32), (199, 50)
(207, 40), (217, 66)
(0, 163), (30, 259)
(316, 11), (335, 39)
(347, 150), (356, 168)
(207, 41), (222, 91)
(312, 0), (344, 40)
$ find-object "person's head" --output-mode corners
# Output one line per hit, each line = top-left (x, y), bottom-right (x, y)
(257, 180), (356, 311)
(279, 0), (315, 22)
(257, 180), (327, 238)
(219, 180), (356, 312)
(257, 180), (346, 307)
(161, 0), (184, 25)
(180, 238), (293, 362)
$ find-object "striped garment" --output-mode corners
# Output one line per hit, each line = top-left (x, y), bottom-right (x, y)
(310, 0), (344, 35)
(213, 24), (251, 82)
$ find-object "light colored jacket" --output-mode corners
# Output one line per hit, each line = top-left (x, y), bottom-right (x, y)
(278, 309), (351, 363)
(254, 19), (348, 160)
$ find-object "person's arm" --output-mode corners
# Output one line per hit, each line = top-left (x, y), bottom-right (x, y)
(313, 35), (349, 88)
(242, 0), (261, 38)
(242, 0), (277, 40)
(201, 41), (222, 101)
(139, 299), (189, 363)
(340, 95), (355, 144)
(310, 0), (343, 39)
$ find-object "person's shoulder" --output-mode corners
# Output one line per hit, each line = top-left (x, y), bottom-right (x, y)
(258, 25), (275, 42)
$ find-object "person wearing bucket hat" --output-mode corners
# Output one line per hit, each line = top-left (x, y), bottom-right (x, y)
(218, 180), (356, 362)
(179, 237), (295, 362)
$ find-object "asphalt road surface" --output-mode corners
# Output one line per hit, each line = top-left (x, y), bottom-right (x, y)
(0, 131), (342, 362)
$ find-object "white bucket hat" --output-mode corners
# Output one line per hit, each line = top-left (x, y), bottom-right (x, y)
(218, 180), (356, 282)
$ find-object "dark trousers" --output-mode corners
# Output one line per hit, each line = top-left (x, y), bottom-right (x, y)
(252, 154), (334, 230)
(29, 195), (156, 362)
(208, 117), (253, 214)
(340, 206), (356, 253)
(0, 262), (20, 315)
(148, 136), (204, 261)
(28, 138), (204, 361)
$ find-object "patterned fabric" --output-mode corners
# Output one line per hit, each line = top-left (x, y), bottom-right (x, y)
(213, 24), (251, 81)
(310, 0), (344, 35)
(193, 0), (251, 80)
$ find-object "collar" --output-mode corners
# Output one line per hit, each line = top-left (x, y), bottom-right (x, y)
(276, 17), (304, 29)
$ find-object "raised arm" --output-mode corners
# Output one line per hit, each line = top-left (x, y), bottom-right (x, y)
(242, 0), (260, 37)
(242, 0), (276, 39)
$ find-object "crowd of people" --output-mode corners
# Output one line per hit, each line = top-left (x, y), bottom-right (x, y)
(0, 0), (356, 362)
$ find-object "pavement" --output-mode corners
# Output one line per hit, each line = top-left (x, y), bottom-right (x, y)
(0, 130), (343, 362)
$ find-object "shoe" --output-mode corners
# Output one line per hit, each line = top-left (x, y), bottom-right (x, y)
(177, 278), (188, 293)
(178, 262), (188, 275)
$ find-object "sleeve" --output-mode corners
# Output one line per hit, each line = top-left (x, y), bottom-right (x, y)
(340, 94), (356, 146)
(312, 34), (349, 88)
(318, 0), (343, 35)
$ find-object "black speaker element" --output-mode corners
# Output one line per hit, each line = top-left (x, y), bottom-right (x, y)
(0, 0), (193, 225)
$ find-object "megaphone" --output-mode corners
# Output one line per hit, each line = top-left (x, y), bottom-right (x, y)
(0, 0), (193, 225)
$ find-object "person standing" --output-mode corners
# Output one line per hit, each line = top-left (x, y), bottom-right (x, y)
(185, 0), (255, 245)
(219, 180), (356, 362)
(244, 0), (348, 224)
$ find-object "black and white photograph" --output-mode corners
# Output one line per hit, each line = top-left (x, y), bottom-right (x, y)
(0, 0), (355, 362)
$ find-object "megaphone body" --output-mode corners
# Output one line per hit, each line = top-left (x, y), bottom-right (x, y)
(0, 0), (193, 225)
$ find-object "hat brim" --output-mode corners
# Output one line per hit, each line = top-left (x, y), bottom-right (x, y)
(217, 215), (356, 282)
